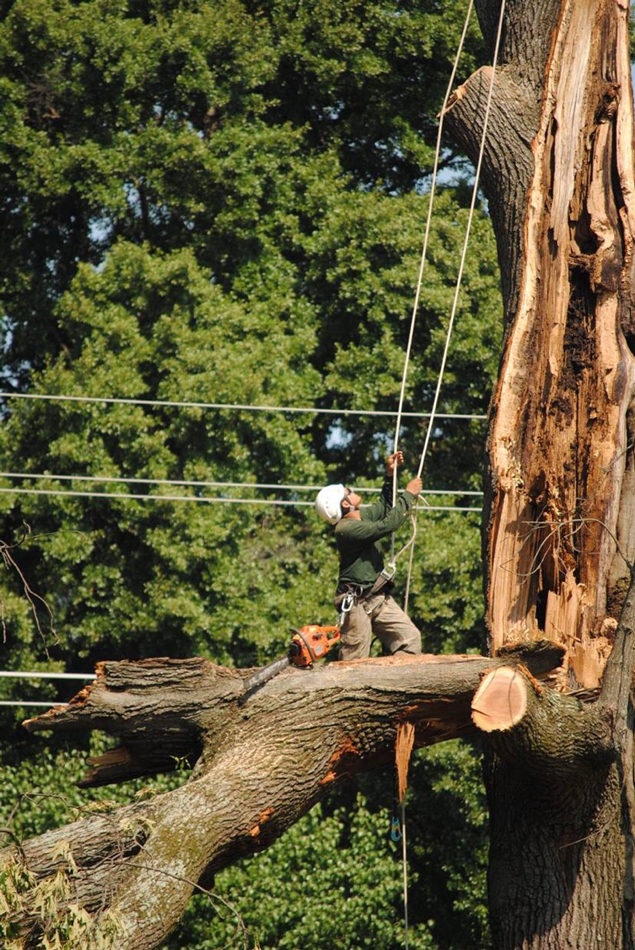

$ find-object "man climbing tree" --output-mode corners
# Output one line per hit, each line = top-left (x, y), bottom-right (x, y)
(315, 450), (423, 659)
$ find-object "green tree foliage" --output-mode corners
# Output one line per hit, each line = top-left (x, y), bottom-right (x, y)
(0, 1), (499, 947)
(163, 794), (439, 950)
(161, 743), (488, 950)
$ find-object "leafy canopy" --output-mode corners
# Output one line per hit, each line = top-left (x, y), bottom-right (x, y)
(0, 2), (497, 948)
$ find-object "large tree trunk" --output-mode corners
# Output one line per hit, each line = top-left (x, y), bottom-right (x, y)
(446, 0), (635, 946)
(447, 0), (635, 685)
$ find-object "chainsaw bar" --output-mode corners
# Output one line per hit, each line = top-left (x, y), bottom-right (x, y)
(241, 655), (290, 696)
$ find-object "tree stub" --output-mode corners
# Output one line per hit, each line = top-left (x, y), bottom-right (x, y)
(471, 666), (528, 732)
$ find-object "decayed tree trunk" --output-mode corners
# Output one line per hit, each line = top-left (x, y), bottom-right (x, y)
(447, 0), (635, 686)
(445, 0), (635, 946)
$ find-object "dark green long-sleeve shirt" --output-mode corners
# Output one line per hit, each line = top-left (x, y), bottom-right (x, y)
(334, 477), (415, 591)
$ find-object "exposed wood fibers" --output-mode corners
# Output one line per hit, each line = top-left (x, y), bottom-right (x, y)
(247, 808), (274, 838)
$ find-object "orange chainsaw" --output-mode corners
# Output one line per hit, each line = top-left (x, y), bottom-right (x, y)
(241, 624), (341, 699)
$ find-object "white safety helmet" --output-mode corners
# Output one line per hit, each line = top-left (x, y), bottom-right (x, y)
(315, 484), (347, 524)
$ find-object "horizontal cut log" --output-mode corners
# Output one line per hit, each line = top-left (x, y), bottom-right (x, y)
(471, 666), (528, 731)
(22, 646), (566, 787)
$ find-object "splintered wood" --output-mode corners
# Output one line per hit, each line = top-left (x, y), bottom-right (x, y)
(395, 721), (416, 803)
(481, 0), (635, 693)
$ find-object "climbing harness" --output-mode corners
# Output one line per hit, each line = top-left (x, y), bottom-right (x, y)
(335, 561), (398, 626)
(337, 592), (355, 627)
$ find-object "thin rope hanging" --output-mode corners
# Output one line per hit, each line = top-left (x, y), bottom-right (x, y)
(384, 5), (478, 949)
(391, 0), (476, 561)
(390, 10), (508, 949)
(403, 0), (507, 611)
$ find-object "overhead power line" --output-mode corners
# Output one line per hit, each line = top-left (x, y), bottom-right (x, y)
(0, 701), (59, 707)
(0, 670), (95, 708)
(0, 471), (483, 497)
(0, 391), (487, 422)
(0, 485), (482, 512)
(0, 670), (95, 680)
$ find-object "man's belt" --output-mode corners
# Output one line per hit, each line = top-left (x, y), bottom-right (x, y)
(336, 570), (395, 605)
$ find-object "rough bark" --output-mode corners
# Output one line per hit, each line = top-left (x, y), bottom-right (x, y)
(447, 1), (635, 946)
(472, 569), (635, 949)
(2, 647), (563, 949)
(450, 0), (635, 690)
(485, 702), (624, 950)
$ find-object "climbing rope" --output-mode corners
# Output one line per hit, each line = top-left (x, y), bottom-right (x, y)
(388, 5), (508, 948)
(391, 0), (476, 565)
(384, 4), (478, 945)
(389, 0), (508, 614)
(402, 0), (507, 612)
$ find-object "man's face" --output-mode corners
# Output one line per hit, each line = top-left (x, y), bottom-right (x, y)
(343, 488), (362, 511)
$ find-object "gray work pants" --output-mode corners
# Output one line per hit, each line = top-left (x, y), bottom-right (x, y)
(338, 592), (421, 660)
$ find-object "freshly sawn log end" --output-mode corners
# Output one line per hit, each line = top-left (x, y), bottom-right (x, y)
(471, 666), (528, 732)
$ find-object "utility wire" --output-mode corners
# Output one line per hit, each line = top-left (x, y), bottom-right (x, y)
(0, 701), (60, 707)
(0, 486), (482, 511)
(0, 391), (486, 422)
(0, 671), (95, 680)
(0, 471), (483, 497)
(0, 671), (95, 708)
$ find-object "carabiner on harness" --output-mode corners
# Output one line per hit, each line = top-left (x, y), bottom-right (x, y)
(381, 561), (397, 583)
(338, 592), (355, 627)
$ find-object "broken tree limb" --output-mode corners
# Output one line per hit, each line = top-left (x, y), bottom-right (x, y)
(471, 666), (529, 732)
(474, 664), (615, 775)
(24, 657), (243, 785)
(23, 644), (565, 787)
(3, 646), (565, 950)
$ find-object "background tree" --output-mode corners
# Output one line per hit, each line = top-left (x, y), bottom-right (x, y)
(0, 1), (499, 948)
